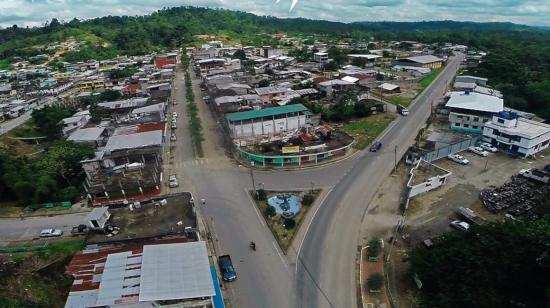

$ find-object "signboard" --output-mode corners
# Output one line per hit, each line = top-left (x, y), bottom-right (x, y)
(282, 146), (300, 154)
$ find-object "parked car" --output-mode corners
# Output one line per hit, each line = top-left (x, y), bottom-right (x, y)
(218, 255), (237, 282)
(172, 112), (178, 118)
(40, 228), (63, 237)
(169, 175), (179, 188)
(447, 154), (469, 165)
(170, 134), (177, 142)
(478, 142), (497, 153)
(468, 146), (489, 157)
(171, 122), (177, 129)
(450, 220), (470, 232)
(369, 141), (382, 152)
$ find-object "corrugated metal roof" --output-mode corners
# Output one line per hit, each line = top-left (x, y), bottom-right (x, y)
(139, 241), (215, 302)
(226, 104), (309, 122)
(105, 130), (163, 151)
(131, 103), (165, 114)
(68, 127), (105, 142)
(404, 55), (443, 64)
(445, 91), (503, 113)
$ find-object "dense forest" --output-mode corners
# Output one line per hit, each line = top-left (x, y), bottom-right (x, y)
(1, 6), (550, 119)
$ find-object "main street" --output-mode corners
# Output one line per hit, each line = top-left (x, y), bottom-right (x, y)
(164, 54), (463, 307)
(296, 54), (464, 307)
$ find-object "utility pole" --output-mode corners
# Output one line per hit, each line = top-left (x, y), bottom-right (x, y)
(250, 161), (257, 198)
(310, 181), (315, 194)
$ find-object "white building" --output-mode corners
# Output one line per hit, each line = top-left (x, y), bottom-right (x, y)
(313, 52), (329, 64)
(407, 159), (452, 198)
(445, 91), (503, 134)
(226, 104), (310, 138)
(455, 75), (488, 86)
(482, 112), (550, 158)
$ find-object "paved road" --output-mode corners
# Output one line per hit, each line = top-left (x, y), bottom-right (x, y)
(295, 54), (464, 308)
(0, 212), (89, 241)
(0, 96), (56, 136)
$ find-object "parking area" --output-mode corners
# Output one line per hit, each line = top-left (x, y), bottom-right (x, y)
(405, 148), (550, 245)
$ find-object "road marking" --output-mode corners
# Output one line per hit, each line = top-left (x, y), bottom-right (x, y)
(272, 241), (290, 274)
(422, 216), (437, 224)
(296, 186), (334, 273)
(244, 188), (267, 228)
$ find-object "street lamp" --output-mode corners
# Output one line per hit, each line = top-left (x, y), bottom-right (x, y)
(310, 181), (315, 194)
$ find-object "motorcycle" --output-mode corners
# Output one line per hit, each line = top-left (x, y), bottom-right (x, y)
(249, 241), (256, 251)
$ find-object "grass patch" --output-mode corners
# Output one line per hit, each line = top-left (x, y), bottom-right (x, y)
(385, 95), (413, 107)
(419, 67), (443, 90)
(0, 239), (83, 307)
(0, 59), (11, 70)
(0, 202), (24, 217)
(343, 113), (396, 150)
(251, 190), (321, 253)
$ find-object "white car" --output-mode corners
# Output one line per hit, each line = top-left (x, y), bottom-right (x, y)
(468, 146), (489, 157)
(478, 142), (497, 153)
(448, 154), (469, 165)
(169, 175), (179, 188)
(450, 220), (470, 232)
(170, 134), (177, 141)
(40, 228), (63, 237)
(171, 122), (177, 129)
(171, 117), (177, 123)
(172, 112), (178, 118)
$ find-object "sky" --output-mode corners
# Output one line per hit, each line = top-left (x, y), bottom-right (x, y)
(1, 0), (549, 28)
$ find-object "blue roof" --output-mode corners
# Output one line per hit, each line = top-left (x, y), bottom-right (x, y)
(226, 104), (310, 122)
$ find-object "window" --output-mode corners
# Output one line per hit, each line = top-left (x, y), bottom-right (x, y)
(456, 115), (463, 119)
(473, 125), (478, 129)
(454, 123), (461, 127)
(493, 129), (500, 136)
(463, 124), (470, 128)
(497, 118), (505, 124)
(473, 117), (479, 122)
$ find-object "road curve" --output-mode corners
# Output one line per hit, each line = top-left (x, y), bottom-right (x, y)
(296, 54), (464, 308)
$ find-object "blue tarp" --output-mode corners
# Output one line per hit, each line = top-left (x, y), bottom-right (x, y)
(210, 265), (225, 308)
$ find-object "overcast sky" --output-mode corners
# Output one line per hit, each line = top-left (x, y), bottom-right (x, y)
(1, 0), (549, 28)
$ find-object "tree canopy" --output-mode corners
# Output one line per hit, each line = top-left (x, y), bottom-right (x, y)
(409, 218), (550, 308)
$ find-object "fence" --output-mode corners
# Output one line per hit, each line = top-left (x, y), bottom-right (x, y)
(421, 136), (480, 162)
(0, 243), (49, 253)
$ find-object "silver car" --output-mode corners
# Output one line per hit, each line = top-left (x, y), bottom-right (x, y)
(40, 228), (63, 237)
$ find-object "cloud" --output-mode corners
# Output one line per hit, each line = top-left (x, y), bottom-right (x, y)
(0, 0), (548, 28)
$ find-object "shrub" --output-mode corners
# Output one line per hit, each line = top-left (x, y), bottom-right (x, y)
(302, 193), (314, 206)
(256, 189), (267, 201)
(265, 206), (276, 217)
(367, 238), (382, 258)
(367, 273), (384, 291)
(283, 218), (296, 229)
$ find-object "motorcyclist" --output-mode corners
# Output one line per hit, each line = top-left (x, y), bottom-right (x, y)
(250, 241), (256, 250)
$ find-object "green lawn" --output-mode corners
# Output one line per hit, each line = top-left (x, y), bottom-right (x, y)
(0, 59), (11, 70)
(419, 67), (443, 90)
(385, 95), (413, 107)
(343, 113), (396, 150)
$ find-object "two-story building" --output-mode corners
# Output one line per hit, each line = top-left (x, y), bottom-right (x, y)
(482, 111), (550, 158)
(445, 91), (504, 134)
(313, 52), (329, 64)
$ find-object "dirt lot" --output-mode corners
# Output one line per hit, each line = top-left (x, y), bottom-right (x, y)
(405, 149), (550, 245)
(86, 193), (196, 244)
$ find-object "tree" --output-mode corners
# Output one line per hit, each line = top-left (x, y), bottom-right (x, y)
(302, 194), (314, 206)
(98, 89), (122, 102)
(258, 79), (270, 87)
(367, 273), (384, 291)
(351, 57), (368, 67)
(31, 105), (72, 139)
(256, 188), (267, 201)
(283, 218), (296, 229)
(232, 49), (247, 60)
(409, 218), (550, 308)
(367, 238), (382, 258)
(265, 205), (276, 217)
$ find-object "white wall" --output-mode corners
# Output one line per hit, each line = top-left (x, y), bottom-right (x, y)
(230, 115), (307, 138)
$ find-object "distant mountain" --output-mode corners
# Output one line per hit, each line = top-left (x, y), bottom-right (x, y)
(352, 20), (534, 32)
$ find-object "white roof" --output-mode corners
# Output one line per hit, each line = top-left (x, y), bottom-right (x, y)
(139, 242), (215, 302)
(68, 127), (105, 142)
(445, 91), (503, 113)
(486, 117), (550, 139)
(404, 55), (443, 64)
(341, 76), (359, 83)
(105, 130), (163, 151)
(378, 83), (400, 91)
(318, 79), (353, 87)
(255, 86), (289, 96)
(348, 54), (381, 60)
(131, 102), (165, 114)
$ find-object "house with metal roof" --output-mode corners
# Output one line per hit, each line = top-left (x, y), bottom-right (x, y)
(226, 104), (311, 138)
(394, 55), (444, 69)
(64, 241), (216, 308)
(445, 91), (504, 134)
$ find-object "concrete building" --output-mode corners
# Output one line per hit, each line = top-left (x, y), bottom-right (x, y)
(255, 86), (292, 104)
(226, 104), (311, 138)
(85, 207), (111, 230)
(482, 111), (550, 158)
(313, 52), (329, 64)
(445, 91), (504, 134)
(407, 159), (452, 198)
(455, 75), (488, 86)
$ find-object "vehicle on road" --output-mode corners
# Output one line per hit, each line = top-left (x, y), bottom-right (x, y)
(450, 220), (470, 232)
(169, 175), (179, 188)
(369, 141), (382, 152)
(218, 255), (237, 282)
(447, 153), (469, 165)
(171, 117), (177, 123)
(170, 134), (177, 142)
(249, 241), (256, 251)
(202, 96), (210, 104)
(171, 122), (177, 129)
(397, 104), (409, 116)
(40, 228), (63, 237)
(478, 142), (497, 153)
(71, 224), (89, 235)
(468, 146), (489, 157)
(172, 112), (178, 118)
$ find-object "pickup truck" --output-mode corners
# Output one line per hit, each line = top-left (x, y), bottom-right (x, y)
(397, 104), (409, 116)
(218, 255), (237, 282)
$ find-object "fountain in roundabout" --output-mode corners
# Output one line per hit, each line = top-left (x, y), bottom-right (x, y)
(267, 193), (302, 218)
